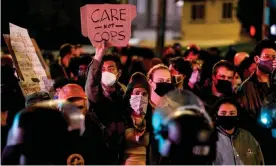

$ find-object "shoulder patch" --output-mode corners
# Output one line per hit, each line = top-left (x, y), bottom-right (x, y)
(67, 153), (84, 165)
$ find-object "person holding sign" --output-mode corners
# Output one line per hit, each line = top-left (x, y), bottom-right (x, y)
(85, 42), (126, 164)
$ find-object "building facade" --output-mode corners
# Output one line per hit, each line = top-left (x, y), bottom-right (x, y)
(129, 0), (182, 31)
(181, 0), (241, 41)
(130, 0), (243, 47)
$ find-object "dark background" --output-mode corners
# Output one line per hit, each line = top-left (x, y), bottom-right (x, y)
(1, 0), (275, 50)
(1, 0), (119, 50)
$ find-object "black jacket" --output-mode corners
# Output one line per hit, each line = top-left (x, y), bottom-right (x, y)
(85, 58), (126, 164)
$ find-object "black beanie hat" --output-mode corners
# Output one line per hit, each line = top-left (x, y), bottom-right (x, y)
(126, 72), (150, 96)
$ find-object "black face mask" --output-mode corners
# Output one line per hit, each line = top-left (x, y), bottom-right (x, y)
(154, 82), (175, 97)
(216, 116), (238, 130)
(215, 80), (233, 95)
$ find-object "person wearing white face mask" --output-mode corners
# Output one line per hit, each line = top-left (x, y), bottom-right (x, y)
(85, 42), (126, 164)
(121, 72), (152, 165)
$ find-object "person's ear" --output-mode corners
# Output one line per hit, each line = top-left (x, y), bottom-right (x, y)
(254, 55), (260, 64)
(118, 69), (122, 78)
(148, 79), (156, 90)
(148, 79), (153, 86)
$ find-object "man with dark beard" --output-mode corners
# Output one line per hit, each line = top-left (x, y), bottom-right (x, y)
(237, 39), (276, 164)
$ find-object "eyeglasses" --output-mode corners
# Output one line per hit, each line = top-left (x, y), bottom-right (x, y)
(260, 54), (276, 60)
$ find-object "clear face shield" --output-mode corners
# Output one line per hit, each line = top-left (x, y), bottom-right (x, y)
(152, 90), (215, 161)
(7, 100), (86, 147)
(4, 100), (85, 165)
(152, 90), (213, 130)
(42, 100), (86, 135)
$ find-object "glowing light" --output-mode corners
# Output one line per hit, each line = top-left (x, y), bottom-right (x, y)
(261, 117), (268, 124)
(270, 24), (276, 35)
(250, 26), (256, 37)
(260, 111), (273, 128)
(176, 0), (184, 7)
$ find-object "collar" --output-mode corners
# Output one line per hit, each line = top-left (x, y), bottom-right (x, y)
(248, 71), (272, 87)
(101, 82), (125, 99)
(149, 96), (170, 110)
(217, 126), (239, 138)
(248, 71), (259, 83)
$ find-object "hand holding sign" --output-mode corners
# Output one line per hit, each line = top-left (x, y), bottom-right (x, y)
(94, 41), (109, 62)
(81, 4), (136, 47)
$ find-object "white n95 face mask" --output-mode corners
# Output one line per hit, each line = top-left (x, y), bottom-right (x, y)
(101, 71), (117, 86)
(130, 95), (148, 115)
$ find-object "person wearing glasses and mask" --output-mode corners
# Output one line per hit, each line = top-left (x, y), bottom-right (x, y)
(121, 72), (152, 165)
(169, 57), (193, 90)
(237, 40), (276, 165)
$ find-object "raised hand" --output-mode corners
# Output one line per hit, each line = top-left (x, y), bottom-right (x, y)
(94, 41), (109, 62)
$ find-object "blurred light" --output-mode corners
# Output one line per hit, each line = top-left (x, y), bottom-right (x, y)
(152, 111), (163, 131)
(270, 24), (276, 35)
(128, 38), (141, 45)
(176, 0), (184, 7)
(250, 26), (256, 37)
(261, 117), (268, 124)
(260, 111), (273, 128)
(272, 129), (276, 139)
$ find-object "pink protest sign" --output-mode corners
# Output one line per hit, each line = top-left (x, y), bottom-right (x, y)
(80, 4), (136, 47)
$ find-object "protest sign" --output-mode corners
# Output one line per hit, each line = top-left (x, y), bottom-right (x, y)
(3, 34), (24, 80)
(5, 23), (53, 96)
(31, 38), (51, 79)
(80, 4), (136, 47)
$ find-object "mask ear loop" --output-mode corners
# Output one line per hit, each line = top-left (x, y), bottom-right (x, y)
(174, 75), (185, 85)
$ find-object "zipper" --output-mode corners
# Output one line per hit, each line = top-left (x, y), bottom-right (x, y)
(230, 136), (237, 165)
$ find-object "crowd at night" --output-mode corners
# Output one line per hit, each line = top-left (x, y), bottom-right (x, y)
(1, 0), (276, 165)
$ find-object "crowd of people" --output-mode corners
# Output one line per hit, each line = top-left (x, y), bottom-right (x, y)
(1, 39), (276, 165)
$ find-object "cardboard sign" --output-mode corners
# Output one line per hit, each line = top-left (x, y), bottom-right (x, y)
(7, 23), (53, 96)
(80, 4), (136, 47)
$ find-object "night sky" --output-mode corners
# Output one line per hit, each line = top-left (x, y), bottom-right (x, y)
(1, 0), (275, 50)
